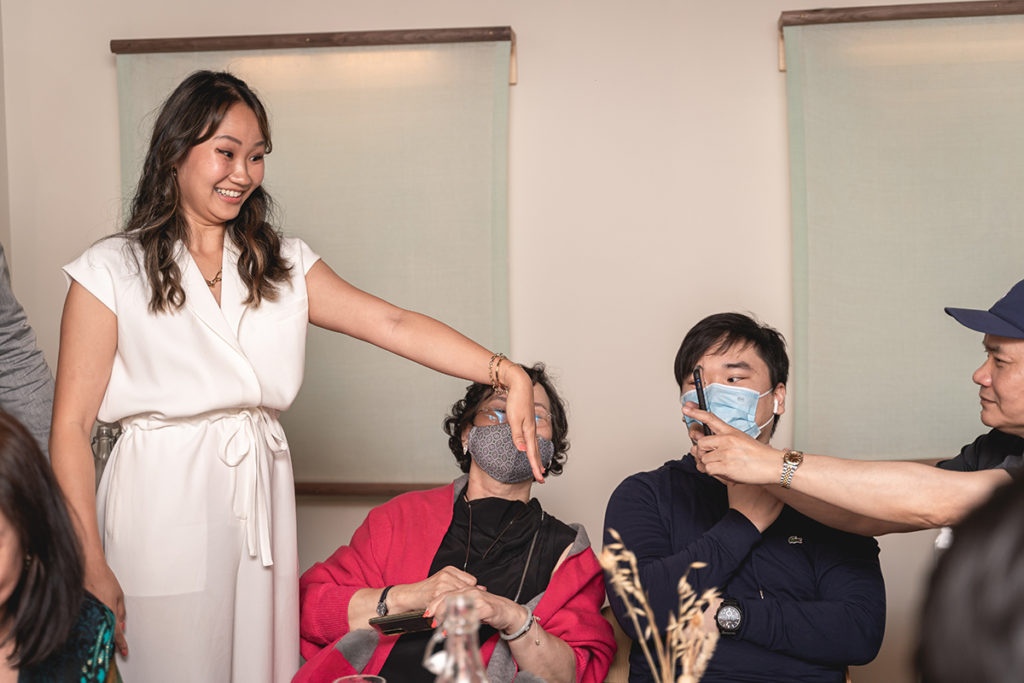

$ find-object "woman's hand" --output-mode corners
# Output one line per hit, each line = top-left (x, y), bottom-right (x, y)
(427, 587), (577, 683)
(388, 566), (479, 616)
(86, 556), (127, 656)
(347, 567), (479, 630)
(425, 586), (524, 633)
(470, 590), (527, 634)
(501, 364), (544, 483)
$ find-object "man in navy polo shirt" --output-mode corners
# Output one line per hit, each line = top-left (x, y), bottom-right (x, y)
(605, 313), (885, 682)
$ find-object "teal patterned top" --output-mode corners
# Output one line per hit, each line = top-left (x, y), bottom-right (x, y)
(20, 591), (118, 682)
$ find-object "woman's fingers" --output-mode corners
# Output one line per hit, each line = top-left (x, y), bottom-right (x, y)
(419, 566), (479, 614)
(425, 585), (497, 626)
(110, 593), (127, 655)
(521, 426), (544, 484)
(509, 411), (544, 484)
(435, 566), (477, 591)
(424, 586), (481, 621)
(503, 365), (545, 483)
(89, 565), (128, 656)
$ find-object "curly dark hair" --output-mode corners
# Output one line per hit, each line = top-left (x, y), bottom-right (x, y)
(442, 363), (569, 476)
(0, 411), (85, 667)
(124, 70), (291, 313)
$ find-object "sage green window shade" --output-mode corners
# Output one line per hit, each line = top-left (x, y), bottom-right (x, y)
(115, 34), (512, 484)
(784, 15), (1024, 459)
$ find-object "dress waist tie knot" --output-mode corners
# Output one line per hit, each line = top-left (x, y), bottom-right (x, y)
(219, 408), (289, 567)
(117, 407), (289, 567)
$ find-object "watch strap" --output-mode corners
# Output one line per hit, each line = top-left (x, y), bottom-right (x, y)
(376, 585), (395, 617)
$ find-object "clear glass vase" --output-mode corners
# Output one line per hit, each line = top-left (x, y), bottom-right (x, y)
(423, 593), (488, 683)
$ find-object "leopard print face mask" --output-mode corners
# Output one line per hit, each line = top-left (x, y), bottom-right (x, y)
(465, 423), (555, 483)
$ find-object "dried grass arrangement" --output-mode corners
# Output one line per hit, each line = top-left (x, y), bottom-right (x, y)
(600, 529), (720, 683)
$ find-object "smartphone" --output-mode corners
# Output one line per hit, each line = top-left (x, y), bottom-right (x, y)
(692, 366), (713, 436)
(369, 609), (434, 636)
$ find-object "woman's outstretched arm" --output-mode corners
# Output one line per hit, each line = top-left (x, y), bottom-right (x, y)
(306, 259), (544, 482)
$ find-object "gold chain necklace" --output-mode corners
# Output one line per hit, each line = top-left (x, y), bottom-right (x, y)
(204, 270), (222, 287)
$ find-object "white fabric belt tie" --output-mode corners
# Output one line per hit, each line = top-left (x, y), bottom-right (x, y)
(218, 408), (288, 567)
(118, 407), (288, 567)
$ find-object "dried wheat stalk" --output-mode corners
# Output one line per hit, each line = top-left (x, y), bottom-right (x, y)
(600, 529), (719, 683)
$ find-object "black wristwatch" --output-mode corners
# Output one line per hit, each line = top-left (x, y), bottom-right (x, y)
(376, 585), (395, 617)
(715, 597), (742, 636)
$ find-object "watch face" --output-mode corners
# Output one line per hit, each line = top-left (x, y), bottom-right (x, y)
(783, 450), (804, 465)
(717, 605), (742, 630)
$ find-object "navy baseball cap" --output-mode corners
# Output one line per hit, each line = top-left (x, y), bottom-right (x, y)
(945, 279), (1024, 339)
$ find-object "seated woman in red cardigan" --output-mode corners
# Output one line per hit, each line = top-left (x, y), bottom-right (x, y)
(295, 363), (614, 683)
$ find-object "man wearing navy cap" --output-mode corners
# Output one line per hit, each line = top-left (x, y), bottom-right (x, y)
(682, 282), (1024, 536)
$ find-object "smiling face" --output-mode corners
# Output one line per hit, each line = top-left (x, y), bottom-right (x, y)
(973, 334), (1024, 437)
(175, 102), (266, 232)
(681, 338), (786, 444)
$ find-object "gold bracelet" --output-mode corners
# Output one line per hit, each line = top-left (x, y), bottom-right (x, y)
(493, 352), (509, 395)
(488, 352), (501, 387)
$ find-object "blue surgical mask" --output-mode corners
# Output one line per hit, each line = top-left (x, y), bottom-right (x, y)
(681, 383), (777, 438)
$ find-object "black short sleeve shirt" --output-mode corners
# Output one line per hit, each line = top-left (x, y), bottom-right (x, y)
(937, 429), (1024, 481)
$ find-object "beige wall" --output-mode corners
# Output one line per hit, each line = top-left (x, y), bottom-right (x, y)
(0, 0), (942, 680)
(0, 8), (8, 252)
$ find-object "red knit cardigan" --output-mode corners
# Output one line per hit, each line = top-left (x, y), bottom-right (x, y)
(295, 481), (615, 682)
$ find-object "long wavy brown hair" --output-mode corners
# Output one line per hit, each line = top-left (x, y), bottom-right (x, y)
(124, 70), (291, 313)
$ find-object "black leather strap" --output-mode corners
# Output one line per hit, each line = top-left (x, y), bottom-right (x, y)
(376, 585), (395, 617)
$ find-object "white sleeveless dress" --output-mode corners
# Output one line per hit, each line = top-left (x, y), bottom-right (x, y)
(64, 235), (320, 683)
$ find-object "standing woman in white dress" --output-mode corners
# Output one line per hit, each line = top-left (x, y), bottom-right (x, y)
(49, 70), (544, 683)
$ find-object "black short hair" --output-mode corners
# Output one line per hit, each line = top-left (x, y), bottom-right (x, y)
(673, 312), (789, 436)
(0, 411), (84, 667)
(442, 363), (569, 476)
(917, 476), (1024, 683)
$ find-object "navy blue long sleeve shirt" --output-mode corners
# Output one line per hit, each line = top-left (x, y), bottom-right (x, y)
(603, 455), (885, 682)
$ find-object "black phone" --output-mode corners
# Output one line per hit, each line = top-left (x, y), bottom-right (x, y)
(368, 609), (434, 636)
(692, 366), (713, 436)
